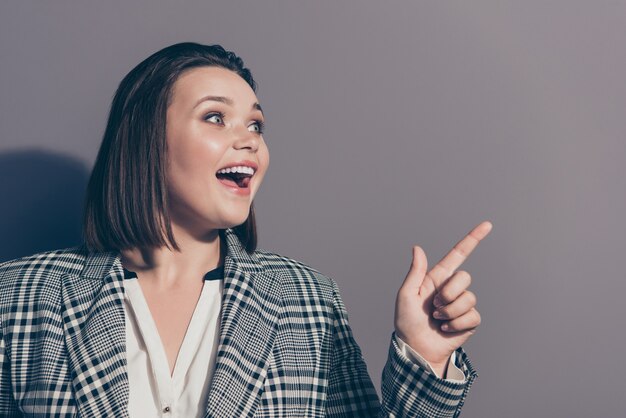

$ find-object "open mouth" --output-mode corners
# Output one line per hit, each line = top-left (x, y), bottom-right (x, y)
(215, 171), (253, 189)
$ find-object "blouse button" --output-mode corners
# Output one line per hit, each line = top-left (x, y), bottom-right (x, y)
(163, 406), (171, 413)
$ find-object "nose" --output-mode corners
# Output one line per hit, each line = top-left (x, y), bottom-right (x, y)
(233, 124), (261, 151)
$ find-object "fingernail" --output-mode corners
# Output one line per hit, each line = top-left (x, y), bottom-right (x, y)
(433, 295), (443, 307)
(441, 323), (449, 331)
(433, 310), (443, 319)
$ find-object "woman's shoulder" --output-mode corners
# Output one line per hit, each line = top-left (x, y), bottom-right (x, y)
(252, 247), (337, 294)
(0, 245), (89, 300)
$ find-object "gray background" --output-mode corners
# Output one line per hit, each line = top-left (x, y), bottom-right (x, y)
(1, 1), (624, 417)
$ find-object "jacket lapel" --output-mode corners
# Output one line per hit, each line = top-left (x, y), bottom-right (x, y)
(204, 228), (283, 418)
(60, 249), (130, 417)
(59, 227), (281, 418)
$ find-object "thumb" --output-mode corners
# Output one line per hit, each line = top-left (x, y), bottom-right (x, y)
(402, 245), (428, 291)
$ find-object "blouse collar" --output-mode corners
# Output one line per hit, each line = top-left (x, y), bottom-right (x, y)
(122, 264), (224, 281)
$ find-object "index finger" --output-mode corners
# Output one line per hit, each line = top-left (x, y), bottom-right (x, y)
(428, 220), (493, 289)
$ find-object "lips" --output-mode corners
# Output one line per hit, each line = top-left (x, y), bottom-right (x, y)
(216, 172), (252, 196)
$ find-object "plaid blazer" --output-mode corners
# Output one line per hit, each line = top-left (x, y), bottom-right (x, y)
(0, 228), (477, 417)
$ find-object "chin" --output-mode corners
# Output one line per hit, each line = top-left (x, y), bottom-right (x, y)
(221, 213), (251, 229)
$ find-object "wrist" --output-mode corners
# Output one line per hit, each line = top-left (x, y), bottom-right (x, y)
(429, 357), (450, 379)
(394, 332), (452, 378)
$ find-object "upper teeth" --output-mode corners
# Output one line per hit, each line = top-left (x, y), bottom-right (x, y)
(217, 166), (255, 175)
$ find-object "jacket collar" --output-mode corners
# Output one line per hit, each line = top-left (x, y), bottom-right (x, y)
(60, 228), (282, 418)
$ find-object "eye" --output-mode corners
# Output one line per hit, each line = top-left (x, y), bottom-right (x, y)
(204, 112), (225, 125)
(249, 120), (265, 134)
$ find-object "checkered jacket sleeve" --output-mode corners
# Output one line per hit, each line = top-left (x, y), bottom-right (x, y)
(326, 278), (477, 418)
(0, 315), (19, 416)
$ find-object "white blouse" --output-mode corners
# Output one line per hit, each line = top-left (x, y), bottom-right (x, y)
(122, 266), (224, 417)
(121, 265), (464, 417)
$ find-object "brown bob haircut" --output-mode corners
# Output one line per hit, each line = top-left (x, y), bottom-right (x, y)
(82, 42), (258, 254)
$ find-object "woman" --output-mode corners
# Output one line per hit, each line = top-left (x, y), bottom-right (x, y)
(0, 42), (492, 417)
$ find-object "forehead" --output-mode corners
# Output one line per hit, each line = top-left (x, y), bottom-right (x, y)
(170, 66), (258, 106)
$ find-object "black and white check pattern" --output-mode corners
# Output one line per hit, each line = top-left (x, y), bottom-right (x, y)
(1, 228), (477, 417)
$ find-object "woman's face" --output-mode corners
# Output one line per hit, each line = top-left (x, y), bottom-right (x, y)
(165, 66), (269, 235)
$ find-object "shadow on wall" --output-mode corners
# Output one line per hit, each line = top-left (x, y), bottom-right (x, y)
(0, 149), (90, 263)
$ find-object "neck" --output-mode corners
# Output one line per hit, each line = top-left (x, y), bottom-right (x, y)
(120, 226), (225, 287)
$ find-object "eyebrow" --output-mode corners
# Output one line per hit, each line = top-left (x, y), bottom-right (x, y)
(193, 95), (264, 116)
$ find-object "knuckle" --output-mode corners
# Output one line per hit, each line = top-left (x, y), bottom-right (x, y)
(457, 270), (471, 285)
(453, 244), (469, 258)
(465, 290), (477, 306)
(439, 289), (452, 304)
(473, 309), (482, 325)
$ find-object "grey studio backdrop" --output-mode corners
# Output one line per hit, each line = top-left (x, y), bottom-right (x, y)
(1, 1), (624, 417)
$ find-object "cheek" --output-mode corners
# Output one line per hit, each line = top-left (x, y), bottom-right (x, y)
(259, 143), (270, 174)
(247, 145), (269, 198)
(171, 136), (223, 175)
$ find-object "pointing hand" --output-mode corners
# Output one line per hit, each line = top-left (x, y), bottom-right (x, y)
(394, 221), (493, 371)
